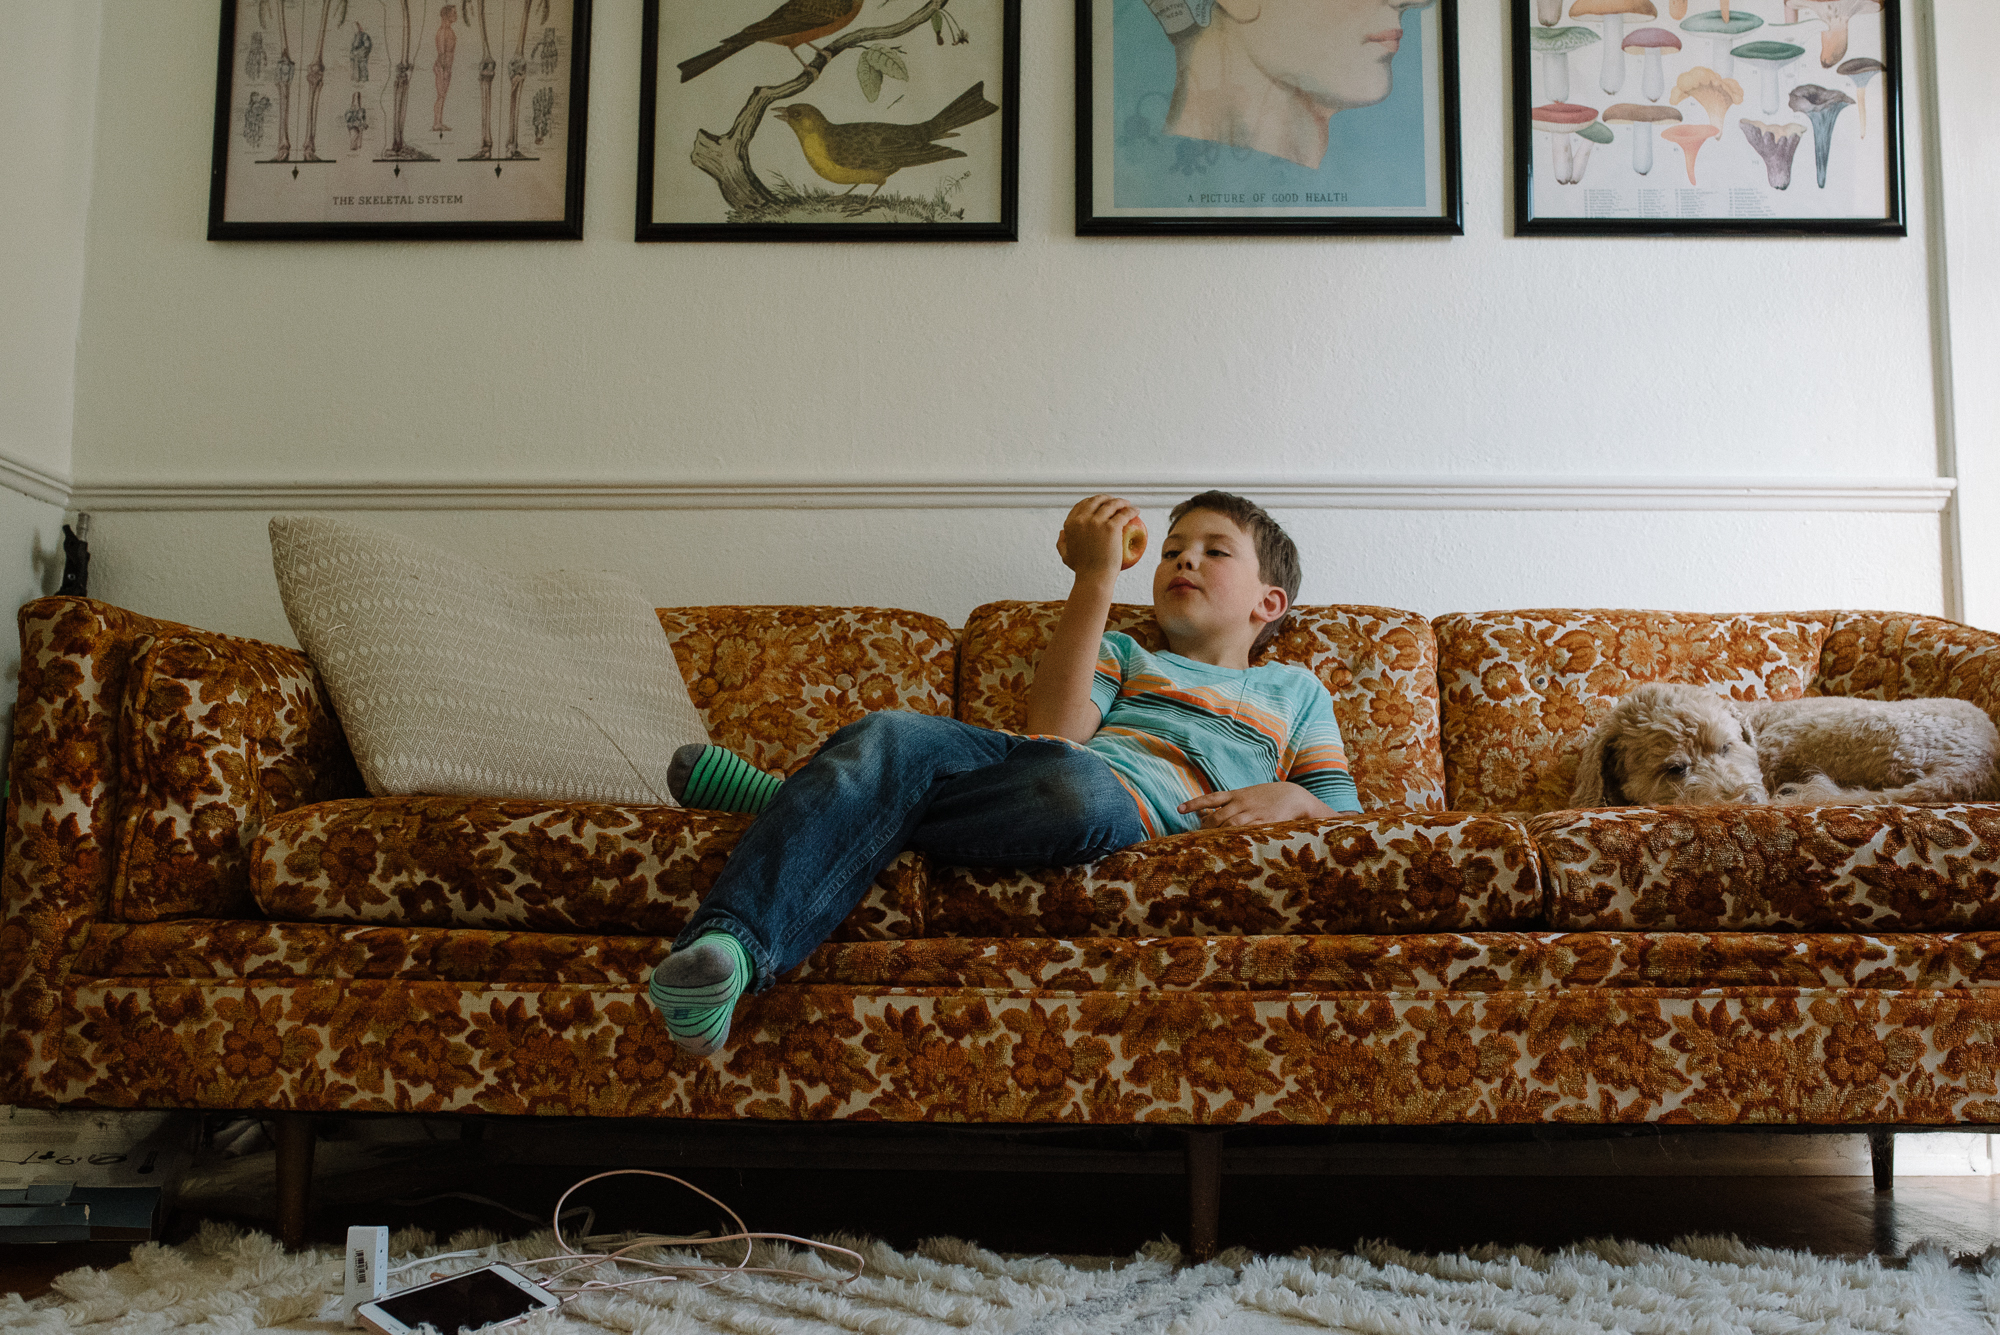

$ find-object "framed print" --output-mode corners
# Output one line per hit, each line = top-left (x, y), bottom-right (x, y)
(1514, 0), (1904, 236)
(209, 0), (591, 240)
(1076, 0), (1462, 237)
(637, 0), (1020, 241)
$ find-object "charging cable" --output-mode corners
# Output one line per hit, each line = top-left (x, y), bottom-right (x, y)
(512, 1169), (866, 1300)
(355, 1167), (865, 1315)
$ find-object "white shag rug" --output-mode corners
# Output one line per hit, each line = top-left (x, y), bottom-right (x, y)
(5, 1221), (1998, 1335)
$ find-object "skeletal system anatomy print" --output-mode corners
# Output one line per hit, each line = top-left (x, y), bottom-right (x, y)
(209, 0), (591, 239)
(1514, 0), (1903, 235)
(638, 0), (1020, 239)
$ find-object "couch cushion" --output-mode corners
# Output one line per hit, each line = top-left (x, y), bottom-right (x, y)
(249, 797), (927, 940)
(928, 812), (1543, 937)
(1436, 609), (1839, 813)
(955, 601), (1446, 811)
(112, 628), (362, 922)
(271, 515), (710, 805)
(1534, 803), (2000, 930)
(658, 606), (957, 777)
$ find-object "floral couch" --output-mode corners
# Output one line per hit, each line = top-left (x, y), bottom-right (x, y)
(9, 597), (2000, 1146)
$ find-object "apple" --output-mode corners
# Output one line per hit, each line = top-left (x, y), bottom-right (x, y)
(1057, 516), (1149, 571)
(1119, 516), (1148, 570)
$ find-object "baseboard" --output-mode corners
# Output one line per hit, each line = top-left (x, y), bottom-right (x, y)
(63, 475), (1959, 513)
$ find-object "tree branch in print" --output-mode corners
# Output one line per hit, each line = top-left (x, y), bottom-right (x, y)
(688, 0), (954, 214)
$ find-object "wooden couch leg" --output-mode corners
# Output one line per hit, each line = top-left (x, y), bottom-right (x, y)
(275, 1115), (317, 1251)
(1869, 1128), (1894, 1193)
(1185, 1129), (1224, 1263)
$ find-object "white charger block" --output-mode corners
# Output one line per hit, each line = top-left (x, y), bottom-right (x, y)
(345, 1226), (389, 1326)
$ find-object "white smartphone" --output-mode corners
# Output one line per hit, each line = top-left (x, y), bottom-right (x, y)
(355, 1263), (560, 1335)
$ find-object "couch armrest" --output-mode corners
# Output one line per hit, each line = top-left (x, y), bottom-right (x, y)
(4, 598), (161, 1086)
(1815, 614), (2000, 719)
(2, 598), (361, 1097)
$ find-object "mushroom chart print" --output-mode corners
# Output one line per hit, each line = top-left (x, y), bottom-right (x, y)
(1076, 0), (1462, 235)
(1514, 0), (1901, 234)
(210, 0), (590, 238)
(638, 0), (1019, 239)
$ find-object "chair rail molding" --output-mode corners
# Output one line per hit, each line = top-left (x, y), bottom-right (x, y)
(0, 453), (73, 509)
(65, 475), (1959, 513)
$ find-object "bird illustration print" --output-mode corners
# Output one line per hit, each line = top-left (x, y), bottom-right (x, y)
(678, 0), (865, 81)
(771, 82), (998, 198)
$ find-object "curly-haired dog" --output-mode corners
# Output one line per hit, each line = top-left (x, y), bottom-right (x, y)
(1569, 682), (2000, 808)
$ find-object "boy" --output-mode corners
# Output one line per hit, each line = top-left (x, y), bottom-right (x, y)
(650, 491), (1362, 1054)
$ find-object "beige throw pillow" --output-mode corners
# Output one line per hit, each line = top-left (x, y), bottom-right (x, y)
(269, 516), (708, 805)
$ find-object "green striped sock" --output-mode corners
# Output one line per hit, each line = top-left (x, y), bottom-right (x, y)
(668, 744), (784, 814)
(649, 933), (753, 1056)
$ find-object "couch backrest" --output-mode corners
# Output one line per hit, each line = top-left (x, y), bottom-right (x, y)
(955, 601), (1447, 811)
(1436, 609), (1839, 813)
(1813, 613), (2000, 723)
(657, 606), (958, 776)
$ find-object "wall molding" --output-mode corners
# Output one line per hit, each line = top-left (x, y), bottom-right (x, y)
(64, 475), (1959, 514)
(0, 454), (73, 509)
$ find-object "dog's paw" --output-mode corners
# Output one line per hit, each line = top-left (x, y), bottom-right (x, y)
(1771, 775), (1846, 806)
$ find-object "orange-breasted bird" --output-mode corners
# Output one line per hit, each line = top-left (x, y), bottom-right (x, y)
(678, 0), (864, 82)
(770, 82), (999, 196)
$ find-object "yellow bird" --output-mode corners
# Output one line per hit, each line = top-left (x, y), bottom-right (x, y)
(770, 82), (999, 196)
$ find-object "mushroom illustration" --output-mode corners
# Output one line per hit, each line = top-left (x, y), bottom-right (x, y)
(1679, 10), (1762, 78)
(1732, 40), (1805, 114)
(1623, 28), (1682, 101)
(1839, 56), (1885, 138)
(1538, 0), (1565, 25)
(1666, 65), (1743, 129)
(1740, 118), (1806, 188)
(1604, 102), (1681, 173)
(1790, 83), (1854, 187)
(1570, 0), (1658, 96)
(1570, 120), (1615, 182)
(1792, 0), (1881, 68)
(1661, 122), (1721, 183)
(1530, 26), (1601, 103)
(1533, 102), (1600, 184)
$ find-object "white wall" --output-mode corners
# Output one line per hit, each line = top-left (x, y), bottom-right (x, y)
(1, 494), (67, 770)
(0, 0), (100, 487)
(53, 0), (1971, 642)
(2, 0), (100, 767)
(1932, 3), (2000, 631)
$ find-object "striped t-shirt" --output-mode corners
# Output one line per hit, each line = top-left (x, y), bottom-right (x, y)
(1083, 632), (1362, 837)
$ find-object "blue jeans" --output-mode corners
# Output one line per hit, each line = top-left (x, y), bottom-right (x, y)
(674, 712), (1148, 990)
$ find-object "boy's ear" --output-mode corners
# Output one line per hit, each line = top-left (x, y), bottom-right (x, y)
(1253, 584), (1288, 629)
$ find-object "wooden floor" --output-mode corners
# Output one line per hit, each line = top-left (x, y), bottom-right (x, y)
(11, 1129), (2000, 1301)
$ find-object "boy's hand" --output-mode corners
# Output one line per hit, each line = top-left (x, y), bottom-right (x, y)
(1179, 782), (1335, 829)
(1056, 494), (1140, 580)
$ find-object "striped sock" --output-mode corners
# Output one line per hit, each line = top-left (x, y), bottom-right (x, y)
(649, 933), (753, 1055)
(668, 744), (784, 814)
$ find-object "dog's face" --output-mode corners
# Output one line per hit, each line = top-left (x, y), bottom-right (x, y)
(1572, 682), (1768, 807)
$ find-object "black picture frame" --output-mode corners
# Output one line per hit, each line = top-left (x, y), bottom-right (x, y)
(1512, 0), (1904, 237)
(1075, 0), (1463, 238)
(208, 0), (591, 241)
(636, 0), (1020, 241)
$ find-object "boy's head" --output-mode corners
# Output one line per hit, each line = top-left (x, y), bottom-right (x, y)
(1154, 491), (1302, 657)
